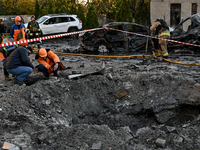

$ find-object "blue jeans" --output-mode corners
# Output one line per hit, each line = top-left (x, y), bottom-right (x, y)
(7, 66), (33, 81)
(38, 63), (61, 77)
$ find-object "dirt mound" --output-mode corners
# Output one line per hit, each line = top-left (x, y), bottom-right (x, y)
(1, 41), (200, 149)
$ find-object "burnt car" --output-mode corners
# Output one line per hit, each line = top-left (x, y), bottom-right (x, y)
(170, 13), (200, 49)
(81, 22), (150, 52)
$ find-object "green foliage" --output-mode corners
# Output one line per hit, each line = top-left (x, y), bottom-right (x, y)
(34, 0), (40, 19)
(135, 0), (150, 25)
(69, 4), (77, 14)
(85, 5), (99, 29)
(40, 4), (47, 17)
(48, 0), (54, 14)
(77, 4), (86, 29)
(0, 0), (5, 15)
(2, 0), (34, 15)
(115, 0), (133, 22)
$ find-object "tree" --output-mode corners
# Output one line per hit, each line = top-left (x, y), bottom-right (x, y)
(48, 0), (54, 14)
(2, 0), (34, 15)
(126, 0), (144, 19)
(85, 5), (99, 29)
(34, 0), (40, 19)
(40, 4), (47, 16)
(69, 4), (77, 14)
(115, 0), (133, 22)
(77, 4), (86, 29)
(135, 0), (150, 25)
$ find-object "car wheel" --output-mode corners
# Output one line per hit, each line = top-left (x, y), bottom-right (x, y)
(69, 28), (78, 39)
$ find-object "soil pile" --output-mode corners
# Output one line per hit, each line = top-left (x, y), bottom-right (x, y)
(1, 38), (200, 149)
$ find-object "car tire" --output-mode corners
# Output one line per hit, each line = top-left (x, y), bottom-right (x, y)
(68, 28), (78, 39)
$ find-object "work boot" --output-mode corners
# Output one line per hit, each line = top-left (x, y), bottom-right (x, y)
(13, 78), (26, 85)
(53, 73), (60, 77)
(162, 52), (168, 58)
(5, 76), (11, 81)
(44, 73), (50, 79)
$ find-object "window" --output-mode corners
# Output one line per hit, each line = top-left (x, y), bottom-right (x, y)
(45, 18), (57, 24)
(68, 17), (75, 22)
(192, 3), (197, 15)
(37, 16), (48, 24)
(60, 17), (68, 23)
(170, 4), (181, 27)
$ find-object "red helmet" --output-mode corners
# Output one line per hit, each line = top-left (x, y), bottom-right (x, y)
(15, 16), (21, 22)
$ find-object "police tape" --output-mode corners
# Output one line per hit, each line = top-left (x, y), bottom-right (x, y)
(0, 28), (104, 47)
(105, 27), (200, 48)
(2, 26), (200, 48)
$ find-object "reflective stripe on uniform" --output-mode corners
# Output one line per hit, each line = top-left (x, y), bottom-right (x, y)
(159, 32), (170, 37)
(3, 47), (7, 51)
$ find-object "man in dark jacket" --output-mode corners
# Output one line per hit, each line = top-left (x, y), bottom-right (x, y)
(6, 46), (34, 85)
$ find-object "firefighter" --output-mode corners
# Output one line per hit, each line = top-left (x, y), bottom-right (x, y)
(27, 15), (41, 48)
(150, 18), (170, 57)
(35, 48), (65, 78)
(10, 16), (27, 46)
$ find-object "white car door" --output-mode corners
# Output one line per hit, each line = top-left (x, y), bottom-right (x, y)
(54, 17), (68, 33)
(40, 17), (57, 35)
(59, 17), (70, 33)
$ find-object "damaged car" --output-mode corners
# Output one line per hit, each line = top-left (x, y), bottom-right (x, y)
(81, 22), (150, 52)
(169, 13), (200, 49)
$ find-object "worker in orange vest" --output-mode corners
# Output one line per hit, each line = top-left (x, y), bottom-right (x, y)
(10, 16), (27, 46)
(35, 48), (65, 78)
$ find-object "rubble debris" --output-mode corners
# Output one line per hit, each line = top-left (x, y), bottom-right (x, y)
(91, 141), (102, 150)
(68, 67), (105, 79)
(156, 138), (166, 148)
(2, 142), (20, 150)
(114, 89), (127, 99)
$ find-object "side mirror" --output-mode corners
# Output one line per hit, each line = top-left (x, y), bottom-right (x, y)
(43, 22), (48, 25)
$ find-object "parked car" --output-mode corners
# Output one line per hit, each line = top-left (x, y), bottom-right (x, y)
(2, 15), (25, 33)
(169, 13), (200, 48)
(25, 14), (82, 37)
(81, 22), (150, 52)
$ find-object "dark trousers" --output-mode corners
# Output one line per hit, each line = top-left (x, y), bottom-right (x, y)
(38, 63), (61, 77)
(4, 68), (9, 77)
(28, 32), (40, 45)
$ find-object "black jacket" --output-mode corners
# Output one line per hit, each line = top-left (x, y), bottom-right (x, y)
(6, 46), (34, 69)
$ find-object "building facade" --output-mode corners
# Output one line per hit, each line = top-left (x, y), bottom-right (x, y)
(151, 0), (200, 31)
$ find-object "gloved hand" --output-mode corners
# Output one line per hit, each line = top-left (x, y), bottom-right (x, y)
(2, 59), (6, 68)
(49, 67), (54, 71)
(54, 63), (59, 71)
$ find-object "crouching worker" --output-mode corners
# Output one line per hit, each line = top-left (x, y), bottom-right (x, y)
(0, 45), (18, 81)
(35, 48), (65, 78)
(6, 46), (34, 85)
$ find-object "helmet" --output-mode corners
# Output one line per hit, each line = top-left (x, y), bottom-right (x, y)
(39, 48), (47, 57)
(15, 16), (21, 22)
(155, 18), (160, 22)
(31, 15), (35, 19)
